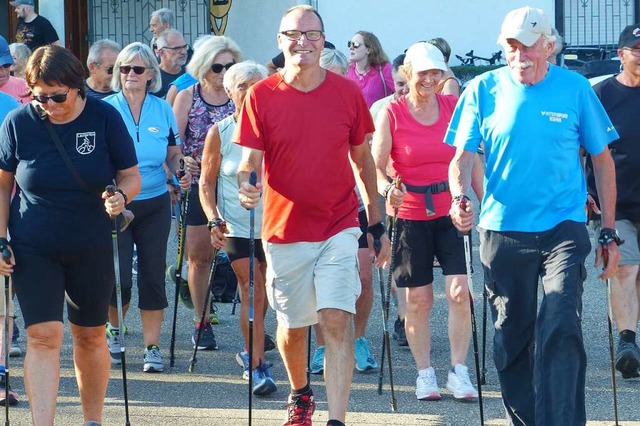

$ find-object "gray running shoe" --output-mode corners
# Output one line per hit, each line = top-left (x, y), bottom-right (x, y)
(615, 340), (640, 379)
(143, 345), (164, 373)
(105, 323), (122, 365)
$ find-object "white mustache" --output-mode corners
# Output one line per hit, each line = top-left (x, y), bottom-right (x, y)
(511, 60), (534, 69)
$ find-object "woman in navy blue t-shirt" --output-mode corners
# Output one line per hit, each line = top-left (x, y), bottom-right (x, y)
(0, 46), (140, 425)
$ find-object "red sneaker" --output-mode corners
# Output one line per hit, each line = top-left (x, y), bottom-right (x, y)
(283, 392), (315, 425)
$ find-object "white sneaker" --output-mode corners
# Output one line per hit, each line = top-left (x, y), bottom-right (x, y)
(446, 364), (478, 400)
(416, 367), (441, 400)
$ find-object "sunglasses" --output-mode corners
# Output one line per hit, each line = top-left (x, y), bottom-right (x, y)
(1, 64), (11, 69)
(96, 63), (114, 74)
(119, 65), (148, 75)
(347, 41), (363, 50)
(211, 62), (235, 73)
(32, 88), (71, 104)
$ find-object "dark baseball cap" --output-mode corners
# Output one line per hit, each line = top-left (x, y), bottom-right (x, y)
(10, 0), (35, 6)
(0, 36), (14, 67)
(618, 23), (640, 48)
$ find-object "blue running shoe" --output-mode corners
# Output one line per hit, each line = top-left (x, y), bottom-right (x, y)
(354, 336), (377, 372)
(236, 348), (250, 380)
(252, 362), (277, 396)
(309, 345), (325, 375)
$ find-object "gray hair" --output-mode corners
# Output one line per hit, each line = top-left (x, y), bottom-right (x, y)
(223, 61), (268, 92)
(156, 29), (185, 50)
(9, 43), (30, 63)
(320, 48), (349, 75)
(550, 28), (563, 56)
(86, 39), (121, 68)
(111, 42), (161, 93)
(151, 8), (174, 28)
(186, 35), (243, 84)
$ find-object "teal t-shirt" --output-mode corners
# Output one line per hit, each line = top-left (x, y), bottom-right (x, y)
(445, 65), (619, 232)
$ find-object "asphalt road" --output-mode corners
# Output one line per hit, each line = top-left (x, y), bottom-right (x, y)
(5, 225), (640, 425)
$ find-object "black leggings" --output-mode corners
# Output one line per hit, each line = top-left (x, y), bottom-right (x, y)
(111, 192), (171, 310)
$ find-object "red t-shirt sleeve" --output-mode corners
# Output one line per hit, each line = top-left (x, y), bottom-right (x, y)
(233, 85), (265, 151)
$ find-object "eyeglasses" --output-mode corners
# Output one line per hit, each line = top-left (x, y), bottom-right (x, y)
(1, 64), (11, 69)
(211, 62), (235, 73)
(162, 44), (189, 51)
(348, 41), (363, 50)
(622, 47), (640, 57)
(279, 30), (324, 42)
(32, 88), (71, 104)
(119, 65), (148, 75)
(96, 63), (114, 74)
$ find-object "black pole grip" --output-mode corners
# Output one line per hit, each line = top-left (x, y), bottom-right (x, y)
(178, 159), (186, 179)
(249, 171), (257, 186)
(105, 185), (116, 197)
(373, 238), (381, 256)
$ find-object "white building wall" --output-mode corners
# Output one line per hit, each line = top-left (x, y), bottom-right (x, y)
(39, 0), (65, 46)
(318, 0), (555, 66)
(223, 0), (555, 66)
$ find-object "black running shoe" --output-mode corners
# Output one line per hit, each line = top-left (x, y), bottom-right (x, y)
(392, 318), (408, 347)
(616, 340), (640, 379)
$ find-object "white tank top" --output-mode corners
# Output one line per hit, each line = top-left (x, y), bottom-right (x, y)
(218, 115), (263, 238)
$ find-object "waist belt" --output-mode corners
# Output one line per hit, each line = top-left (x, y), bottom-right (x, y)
(404, 181), (449, 217)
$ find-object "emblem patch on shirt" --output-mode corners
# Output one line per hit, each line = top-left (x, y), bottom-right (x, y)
(76, 132), (96, 155)
(148, 127), (160, 133)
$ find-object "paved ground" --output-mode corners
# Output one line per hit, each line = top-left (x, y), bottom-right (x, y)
(5, 225), (640, 425)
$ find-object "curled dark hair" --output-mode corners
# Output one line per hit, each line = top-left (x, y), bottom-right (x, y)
(25, 45), (86, 99)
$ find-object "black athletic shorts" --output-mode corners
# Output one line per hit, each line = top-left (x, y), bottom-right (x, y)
(112, 192), (171, 310)
(13, 243), (115, 328)
(185, 183), (208, 226)
(226, 237), (266, 263)
(358, 210), (369, 249)
(393, 215), (466, 287)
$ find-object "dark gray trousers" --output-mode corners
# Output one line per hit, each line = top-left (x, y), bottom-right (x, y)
(479, 220), (590, 426)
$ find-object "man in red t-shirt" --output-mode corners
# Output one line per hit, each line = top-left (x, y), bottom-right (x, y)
(235, 6), (390, 426)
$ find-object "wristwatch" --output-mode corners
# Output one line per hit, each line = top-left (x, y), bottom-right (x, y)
(207, 217), (225, 231)
(115, 188), (128, 205)
(598, 228), (624, 246)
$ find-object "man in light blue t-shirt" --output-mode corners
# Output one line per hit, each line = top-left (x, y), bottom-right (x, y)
(446, 6), (620, 426)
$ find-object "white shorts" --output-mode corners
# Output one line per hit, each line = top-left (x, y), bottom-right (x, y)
(264, 227), (362, 329)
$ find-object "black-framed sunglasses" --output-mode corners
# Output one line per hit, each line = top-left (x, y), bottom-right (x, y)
(32, 88), (71, 104)
(279, 30), (324, 42)
(347, 41), (363, 50)
(119, 65), (148, 75)
(1, 64), (11, 69)
(211, 62), (235, 73)
(96, 63), (114, 74)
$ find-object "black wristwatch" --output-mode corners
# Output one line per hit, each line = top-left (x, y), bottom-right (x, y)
(115, 188), (128, 205)
(207, 217), (225, 231)
(367, 221), (386, 240)
(598, 228), (624, 247)
(382, 182), (395, 200)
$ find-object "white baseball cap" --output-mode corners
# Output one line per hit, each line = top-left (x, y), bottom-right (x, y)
(498, 6), (552, 47)
(404, 42), (447, 72)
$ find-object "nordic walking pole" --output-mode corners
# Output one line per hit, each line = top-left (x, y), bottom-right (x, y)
(231, 286), (240, 315)
(603, 247), (620, 426)
(377, 176), (400, 412)
(481, 280), (488, 385)
(1, 240), (11, 426)
(460, 198), (484, 426)
(106, 185), (131, 426)
(170, 160), (189, 368)
(189, 232), (225, 372)
(306, 326), (312, 382)
(247, 171), (257, 426)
